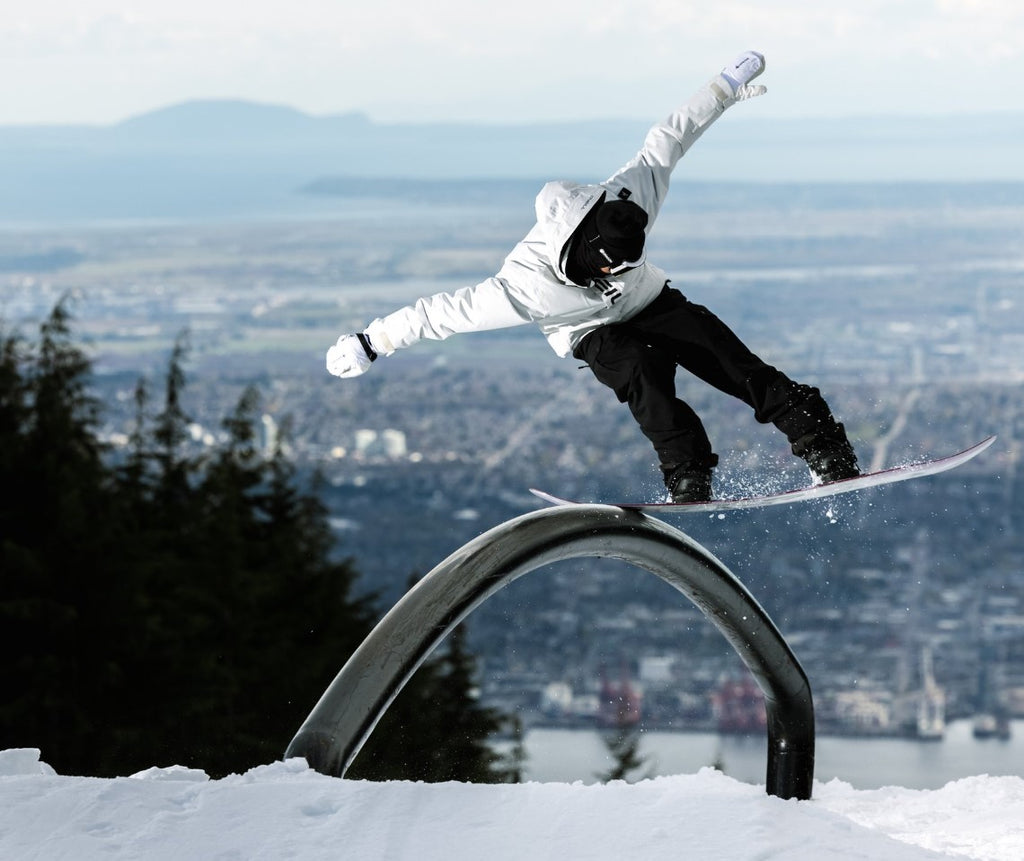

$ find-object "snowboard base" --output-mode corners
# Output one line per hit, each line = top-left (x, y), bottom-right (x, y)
(530, 436), (996, 515)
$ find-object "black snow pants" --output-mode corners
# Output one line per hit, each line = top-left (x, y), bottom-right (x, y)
(572, 285), (835, 471)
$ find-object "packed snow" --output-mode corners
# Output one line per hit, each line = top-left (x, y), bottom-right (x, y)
(2, 748), (1022, 860)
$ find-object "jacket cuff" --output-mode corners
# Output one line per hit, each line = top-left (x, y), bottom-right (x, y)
(364, 320), (397, 356)
(710, 74), (737, 105)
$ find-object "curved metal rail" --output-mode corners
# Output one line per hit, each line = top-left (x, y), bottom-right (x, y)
(285, 505), (815, 799)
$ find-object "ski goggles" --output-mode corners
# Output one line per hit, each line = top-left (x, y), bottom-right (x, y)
(599, 248), (647, 275)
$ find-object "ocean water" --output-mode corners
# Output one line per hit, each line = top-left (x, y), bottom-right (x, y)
(505, 721), (1024, 789)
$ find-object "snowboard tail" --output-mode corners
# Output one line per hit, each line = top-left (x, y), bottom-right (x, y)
(530, 436), (996, 515)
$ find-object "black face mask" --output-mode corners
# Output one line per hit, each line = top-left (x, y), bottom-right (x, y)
(564, 199), (648, 286)
(565, 233), (609, 285)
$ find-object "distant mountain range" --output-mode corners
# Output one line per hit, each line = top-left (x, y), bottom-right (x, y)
(1, 99), (1022, 224)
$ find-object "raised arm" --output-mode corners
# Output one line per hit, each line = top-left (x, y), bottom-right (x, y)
(603, 51), (767, 225)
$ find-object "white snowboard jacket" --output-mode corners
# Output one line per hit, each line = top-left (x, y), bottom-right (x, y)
(365, 73), (746, 360)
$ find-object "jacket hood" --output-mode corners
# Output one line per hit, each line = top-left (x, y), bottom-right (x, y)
(533, 181), (606, 283)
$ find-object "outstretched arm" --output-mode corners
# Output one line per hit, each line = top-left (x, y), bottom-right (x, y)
(604, 51), (767, 224)
(326, 276), (537, 377)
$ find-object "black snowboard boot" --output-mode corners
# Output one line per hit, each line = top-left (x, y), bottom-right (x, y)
(661, 457), (717, 503)
(791, 422), (860, 484)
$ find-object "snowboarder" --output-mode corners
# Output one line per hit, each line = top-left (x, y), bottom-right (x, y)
(326, 51), (859, 502)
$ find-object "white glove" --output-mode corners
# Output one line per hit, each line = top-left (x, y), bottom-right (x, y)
(721, 51), (766, 100)
(326, 333), (377, 378)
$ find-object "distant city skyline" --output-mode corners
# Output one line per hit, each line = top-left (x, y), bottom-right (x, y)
(3, 1), (1024, 126)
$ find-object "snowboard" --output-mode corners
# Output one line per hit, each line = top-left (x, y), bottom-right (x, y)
(530, 435), (996, 515)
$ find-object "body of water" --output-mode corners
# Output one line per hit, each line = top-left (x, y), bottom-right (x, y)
(504, 721), (1024, 789)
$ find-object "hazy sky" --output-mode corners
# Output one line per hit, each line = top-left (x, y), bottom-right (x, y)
(4, 0), (1023, 126)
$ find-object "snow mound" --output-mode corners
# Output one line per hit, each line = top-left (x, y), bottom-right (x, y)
(1, 750), (1022, 860)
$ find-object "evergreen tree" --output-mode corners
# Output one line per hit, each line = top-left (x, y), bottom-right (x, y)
(244, 424), (379, 765)
(597, 723), (651, 784)
(151, 332), (194, 515)
(499, 713), (529, 784)
(0, 301), (131, 773)
(350, 624), (509, 783)
(123, 381), (381, 776)
(430, 625), (509, 782)
(0, 326), (35, 747)
(0, 327), (29, 485)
